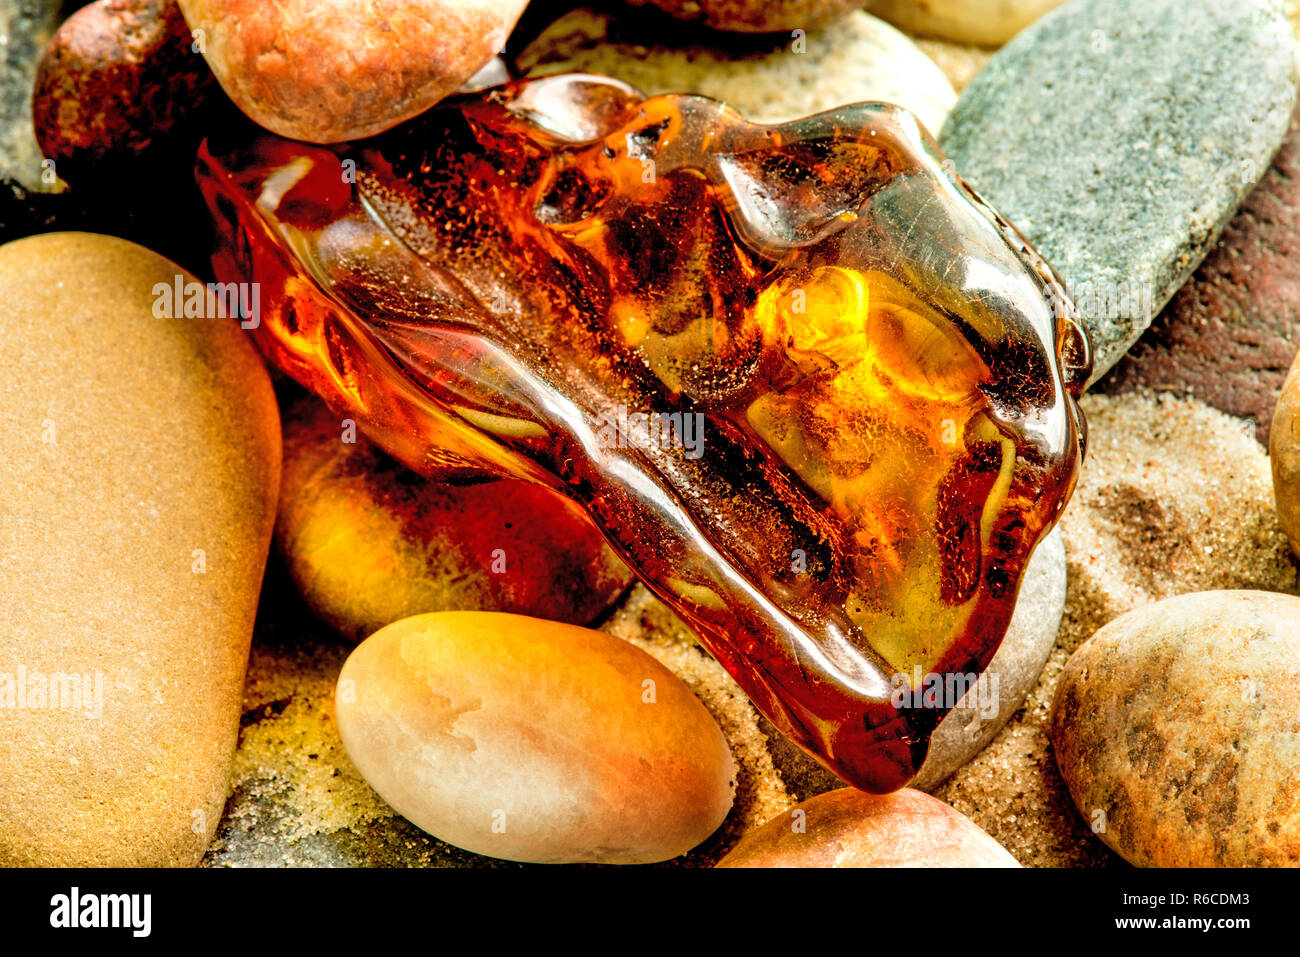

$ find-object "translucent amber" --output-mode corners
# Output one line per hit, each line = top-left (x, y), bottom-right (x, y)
(196, 74), (1090, 792)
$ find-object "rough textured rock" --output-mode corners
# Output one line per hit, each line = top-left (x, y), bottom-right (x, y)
(935, 393), (1298, 867)
(276, 395), (632, 642)
(940, 0), (1297, 381)
(912, 527), (1066, 790)
(867, 0), (1067, 45)
(335, 611), (736, 864)
(717, 788), (1019, 867)
(518, 8), (956, 133)
(0, 232), (280, 866)
(624, 0), (863, 33)
(1051, 590), (1300, 867)
(32, 0), (219, 184)
(177, 0), (528, 142)
(1099, 106), (1300, 444)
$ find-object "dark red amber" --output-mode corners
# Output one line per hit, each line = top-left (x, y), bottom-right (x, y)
(197, 73), (1090, 792)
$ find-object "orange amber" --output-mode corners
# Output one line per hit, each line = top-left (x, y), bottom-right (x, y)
(197, 74), (1090, 792)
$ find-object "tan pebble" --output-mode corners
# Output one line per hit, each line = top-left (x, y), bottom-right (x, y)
(335, 611), (736, 864)
(0, 232), (280, 866)
(716, 787), (1019, 867)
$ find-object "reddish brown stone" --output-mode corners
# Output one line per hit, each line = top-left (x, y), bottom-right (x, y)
(1097, 106), (1300, 444)
(32, 0), (218, 182)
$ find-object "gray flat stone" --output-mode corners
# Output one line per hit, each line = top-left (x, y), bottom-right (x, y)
(939, 0), (1296, 382)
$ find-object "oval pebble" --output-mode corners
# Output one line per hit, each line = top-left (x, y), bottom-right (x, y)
(335, 611), (737, 864)
(717, 788), (1019, 867)
(1050, 590), (1300, 867)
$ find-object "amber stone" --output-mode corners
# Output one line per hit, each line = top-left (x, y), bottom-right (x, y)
(196, 74), (1089, 792)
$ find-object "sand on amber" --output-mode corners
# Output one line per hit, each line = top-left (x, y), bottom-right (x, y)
(196, 74), (1090, 792)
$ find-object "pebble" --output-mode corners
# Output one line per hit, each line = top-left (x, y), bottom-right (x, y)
(623, 0), (863, 33)
(1099, 105), (1300, 443)
(867, 0), (1067, 46)
(32, 0), (219, 184)
(518, 8), (956, 133)
(1270, 349), (1300, 556)
(276, 395), (633, 642)
(334, 611), (737, 864)
(939, 0), (1297, 381)
(177, 0), (528, 142)
(1051, 590), (1300, 867)
(0, 232), (280, 865)
(716, 788), (1019, 867)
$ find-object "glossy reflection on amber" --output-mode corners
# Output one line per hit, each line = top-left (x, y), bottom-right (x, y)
(197, 74), (1090, 792)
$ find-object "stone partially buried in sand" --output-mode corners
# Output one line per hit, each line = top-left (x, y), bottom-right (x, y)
(1051, 590), (1300, 867)
(518, 8), (956, 133)
(277, 396), (633, 642)
(178, 0), (528, 142)
(0, 232), (280, 866)
(939, 0), (1297, 381)
(717, 788), (1019, 867)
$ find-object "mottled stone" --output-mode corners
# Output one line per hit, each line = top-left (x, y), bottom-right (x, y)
(867, 0), (1067, 45)
(1051, 590), (1300, 867)
(518, 9), (955, 133)
(717, 788), (1019, 867)
(624, 0), (862, 33)
(940, 0), (1297, 381)
(178, 0), (528, 142)
(335, 612), (736, 864)
(0, 232), (280, 866)
(277, 395), (632, 642)
(32, 0), (219, 184)
(1099, 106), (1300, 443)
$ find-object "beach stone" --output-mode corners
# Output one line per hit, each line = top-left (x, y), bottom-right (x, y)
(1099, 106), (1300, 444)
(940, 0), (1297, 382)
(519, 9), (956, 133)
(912, 527), (1066, 791)
(0, 232), (280, 866)
(32, 0), (219, 185)
(1051, 590), (1300, 867)
(867, 0), (1067, 46)
(1270, 349), (1300, 556)
(276, 395), (633, 642)
(624, 0), (862, 33)
(717, 788), (1019, 867)
(206, 566), (792, 868)
(177, 0), (528, 142)
(335, 611), (737, 864)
